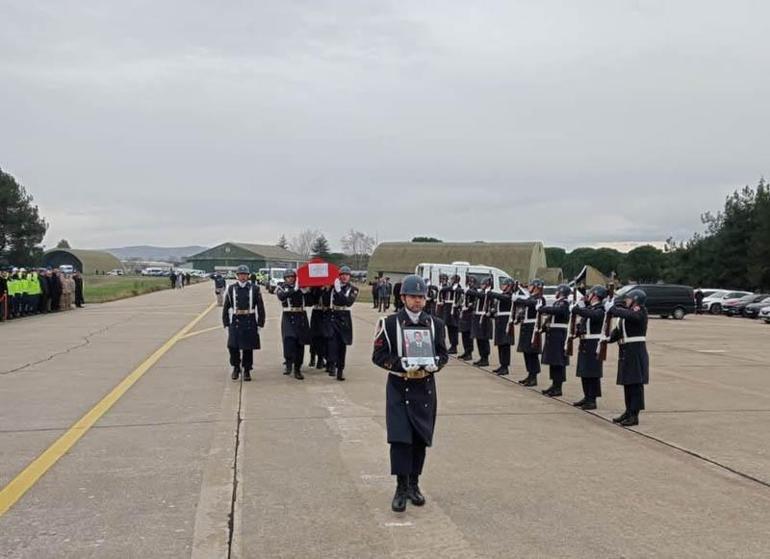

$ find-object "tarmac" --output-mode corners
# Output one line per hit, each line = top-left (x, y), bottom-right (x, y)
(1, 282), (769, 558)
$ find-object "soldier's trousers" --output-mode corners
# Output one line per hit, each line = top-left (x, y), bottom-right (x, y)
(378, 297), (390, 312)
(624, 384), (645, 413)
(461, 331), (473, 356)
(497, 344), (511, 366)
(283, 337), (305, 368)
(327, 333), (348, 371)
(215, 289), (224, 306)
(310, 336), (327, 360)
(581, 377), (602, 400)
(549, 365), (566, 384)
(476, 339), (490, 358)
(446, 325), (459, 349)
(229, 348), (254, 371)
(523, 352), (540, 375)
(390, 437), (427, 476)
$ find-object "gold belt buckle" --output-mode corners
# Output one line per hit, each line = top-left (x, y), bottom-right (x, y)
(405, 370), (426, 380)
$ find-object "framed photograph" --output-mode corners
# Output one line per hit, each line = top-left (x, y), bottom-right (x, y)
(402, 327), (436, 367)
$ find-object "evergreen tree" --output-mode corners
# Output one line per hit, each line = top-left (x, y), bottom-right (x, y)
(311, 234), (331, 259)
(0, 167), (48, 267)
(276, 234), (288, 249)
(57, 239), (71, 249)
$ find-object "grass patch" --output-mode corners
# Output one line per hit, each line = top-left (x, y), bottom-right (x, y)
(84, 276), (172, 303)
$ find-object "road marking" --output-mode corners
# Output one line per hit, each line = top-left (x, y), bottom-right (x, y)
(180, 325), (225, 340)
(0, 302), (217, 518)
(697, 349), (727, 353)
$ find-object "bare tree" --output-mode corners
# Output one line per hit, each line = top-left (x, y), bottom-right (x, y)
(340, 229), (375, 270)
(289, 229), (321, 260)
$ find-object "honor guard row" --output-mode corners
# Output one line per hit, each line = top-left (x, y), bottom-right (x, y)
(422, 275), (651, 427)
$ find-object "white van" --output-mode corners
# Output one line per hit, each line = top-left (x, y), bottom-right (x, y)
(415, 262), (512, 291)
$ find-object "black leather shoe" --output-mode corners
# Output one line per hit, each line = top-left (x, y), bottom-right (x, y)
(581, 401), (597, 410)
(293, 367), (304, 380)
(473, 359), (489, 367)
(523, 376), (538, 387)
(242, 370), (252, 382)
(573, 398), (587, 407)
(283, 364), (292, 375)
(541, 386), (554, 395)
(495, 367), (509, 376)
(612, 411), (630, 424)
(460, 353), (473, 361)
(392, 476), (408, 512)
(316, 358), (326, 370)
(447, 346), (458, 355)
(407, 476), (426, 506)
(517, 376), (529, 384)
(619, 414), (639, 427)
(308, 356), (316, 367)
(336, 368), (346, 381)
(231, 367), (241, 380)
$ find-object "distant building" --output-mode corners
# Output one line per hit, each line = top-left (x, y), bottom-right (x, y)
(186, 242), (304, 273)
(368, 241), (547, 282)
(43, 249), (123, 274)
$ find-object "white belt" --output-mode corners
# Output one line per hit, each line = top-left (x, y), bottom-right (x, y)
(548, 323), (569, 329)
(497, 312), (511, 316)
(474, 312), (486, 315)
(582, 334), (602, 340)
(522, 319), (536, 324)
(621, 336), (646, 344)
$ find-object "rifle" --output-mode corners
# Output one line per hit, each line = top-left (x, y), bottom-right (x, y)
(566, 287), (578, 356)
(507, 280), (519, 338)
(531, 306), (543, 352)
(597, 283), (616, 361)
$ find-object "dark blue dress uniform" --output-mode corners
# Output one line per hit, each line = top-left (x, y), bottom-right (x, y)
(276, 283), (312, 374)
(609, 303), (650, 418)
(489, 289), (515, 373)
(515, 294), (544, 381)
(328, 281), (359, 379)
(425, 283), (439, 315)
(438, 282), (461, 353)
(309, 287), (332, 369)
(539, 298), (571, 390)
(458, 285), (478, 360)
(372, 309), (449, 476)
(573, 303), (605, 403)
(222, 282), (266, 374)
(471, 287), (493, 365)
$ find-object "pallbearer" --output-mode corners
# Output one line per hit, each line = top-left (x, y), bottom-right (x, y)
(222, 265), (266, 382)
(328, 266), (358, 381)
(608, 289), (650, 426)
(276, 269), (311, 380)
(471, 277), (493, 367)
(570, 285), (607, 410)
(309, 286), (332, 371)
(538, 284), (571, 396)
(372, 275), (449, 513)
(439, 274), (462, 354)
(489, 277), (516, 376)
(514, 279), (545, 386)
(458, 276), (478, 361)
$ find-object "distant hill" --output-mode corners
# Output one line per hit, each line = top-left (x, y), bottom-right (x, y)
(105, 245), (208, 262)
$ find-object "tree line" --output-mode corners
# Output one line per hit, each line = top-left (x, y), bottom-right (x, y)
(276, 229), (375, 271)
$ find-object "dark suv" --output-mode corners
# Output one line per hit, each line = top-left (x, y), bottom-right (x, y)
(616, 284), (695, 320)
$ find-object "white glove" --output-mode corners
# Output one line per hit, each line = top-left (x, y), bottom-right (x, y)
(300, 287), (310, 294)
(576, 298), (586, 309)
(424, 362), (438, 373)
(334, 278), (342, 292)
(604, 300), (614, 312)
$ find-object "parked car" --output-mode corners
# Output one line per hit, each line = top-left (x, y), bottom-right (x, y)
(723, 293), (770, 316)
(759, 306), (770, 324)
(700, 290), (752, 314)
(107, 269), (124, 276)
(616, 284), (695, 320)
(743, 296), (770, 318)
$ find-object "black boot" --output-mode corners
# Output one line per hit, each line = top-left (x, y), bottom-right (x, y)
(473, 358), (489, 367)
(293, 365), (304, 380)
(541, 385), (555, 396)
(495, 366), (509, 376)
(549, 384), (563, 397)
(523, 375), (538, 387)
(336, 367), (346, 381)
(316, 357), (326, 370)
(460, 353), (473, 361)
(619, 413), (639, 427)
(447, 345), (458, 355)
(283, 363), (292, 375)
(517, 375), (529, 384)
(391, 476), (408, 512)
(326, 363), (336, 377)
(612, 411), (630, 424)
(231, 366), (241, 380)
(407, 475), (426, 506)
(572, 398), (587, 407)
(581, 400), (597, 410)
(309, 354), (316, 367)
(242, 370), (252, 382)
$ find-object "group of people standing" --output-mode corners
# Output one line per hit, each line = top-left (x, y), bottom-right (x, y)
(0, 267), (83, 320)
(220, 265), (359, 383)
(414, 273), (650, 427)
(371, 276), (394, 313)
(169, 270), (191, 289)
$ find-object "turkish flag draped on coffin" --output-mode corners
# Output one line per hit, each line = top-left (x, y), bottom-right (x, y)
(297, 258), (340, 288)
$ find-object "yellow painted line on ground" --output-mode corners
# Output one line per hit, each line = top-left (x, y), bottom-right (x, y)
(179, 325), (224, 340)
(0, 301), (217, 518)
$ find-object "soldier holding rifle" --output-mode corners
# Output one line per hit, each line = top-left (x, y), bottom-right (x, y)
(569, 285), (608, 410)
(537, 284), (571, 397)
(471, 276), (494, 367)
(439, 274), (462, 355)
(372, 275), (449, 513)
(607, 288), (650, 426)
(458, 276), (478, 361)
(488, 277), (517, 376)
(514, 279), (545, 386)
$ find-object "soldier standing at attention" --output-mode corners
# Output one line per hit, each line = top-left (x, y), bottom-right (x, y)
(439, 274), (462, 355)
(458, 276), (478, 361)
(488, 277), (516, 376)
(328, 266), (358, 381)
(213, 273), (227, 306)
(372, 275), (449, 513)
(276, 269), (312, 380)
(222, 265), (266, 382)
(538, 284), (572, 397)
(571, 285), (608, 410)
(608, 289), (650, 426)
(514, 279), (545, 386)
(471, 277), (493, 367)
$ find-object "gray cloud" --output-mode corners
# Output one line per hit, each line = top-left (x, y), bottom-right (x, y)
(1, 0), (767, 250)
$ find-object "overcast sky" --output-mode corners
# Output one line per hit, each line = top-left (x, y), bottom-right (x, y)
(1, 0), (768, 251)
